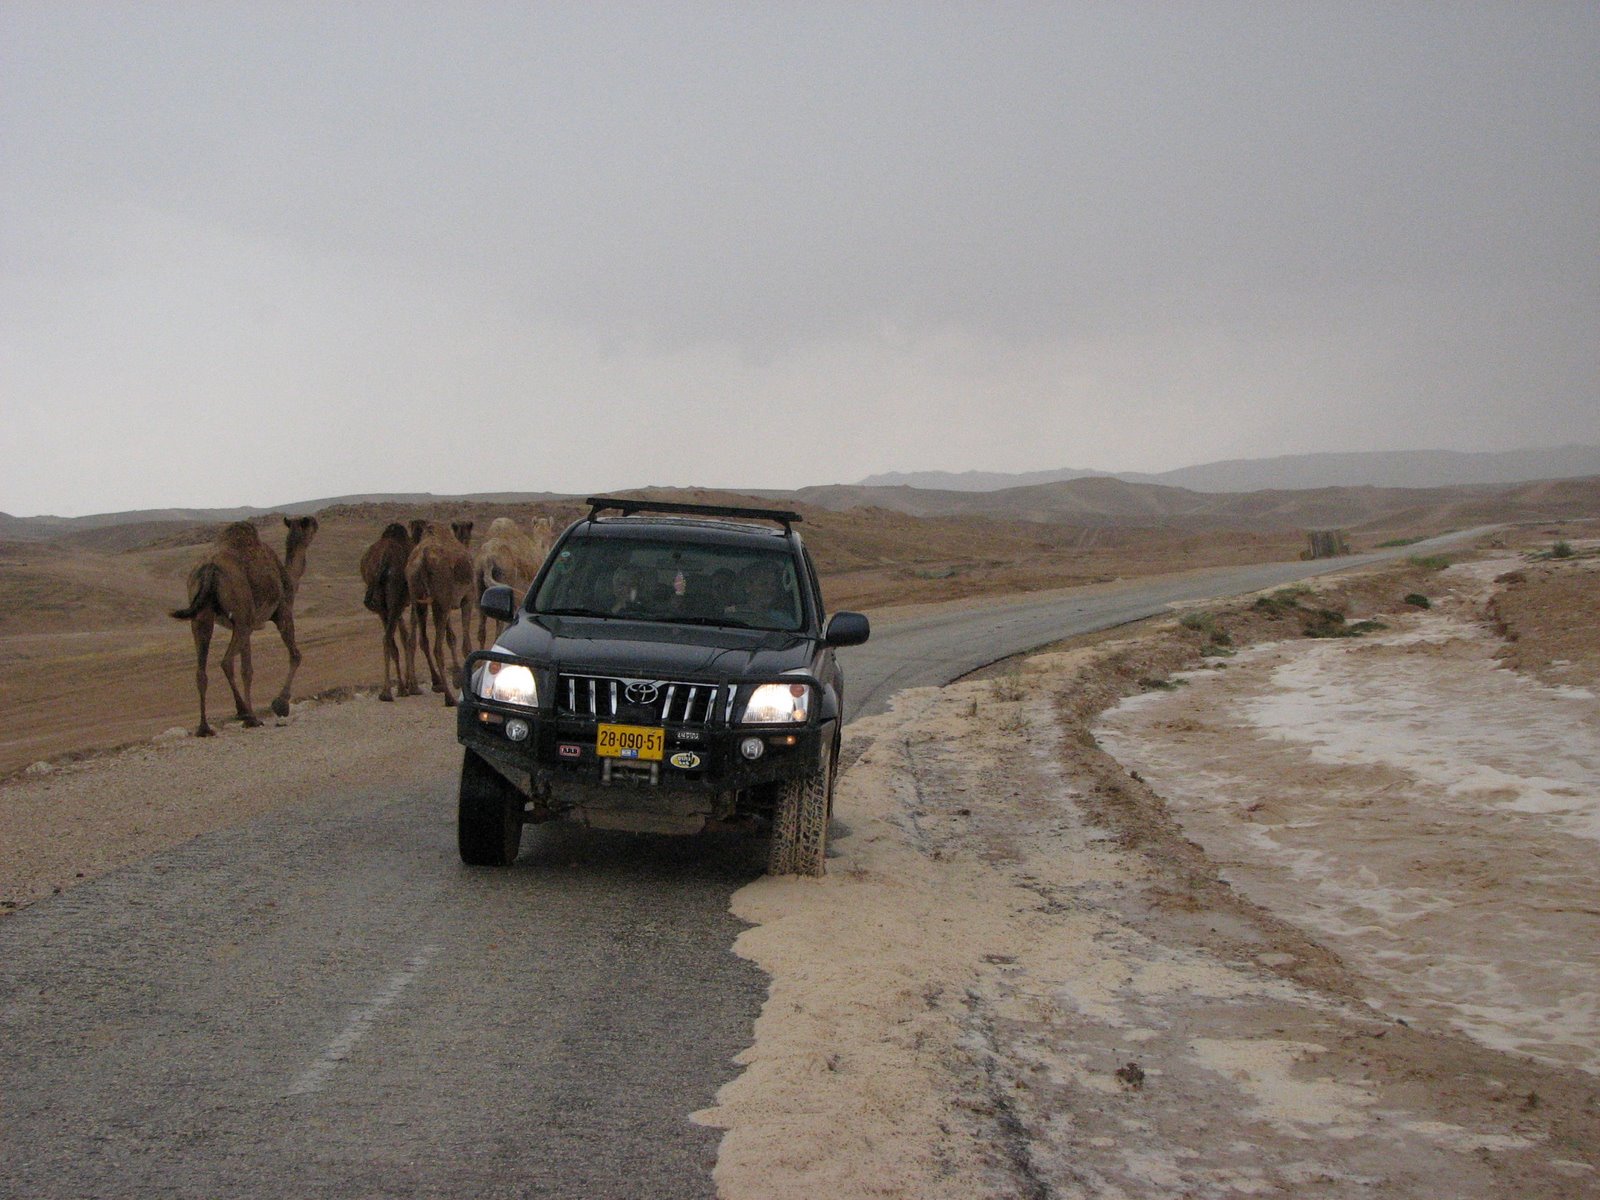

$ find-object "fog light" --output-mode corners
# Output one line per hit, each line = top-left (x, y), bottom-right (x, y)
(505, 718), (531, 743)
(740, 737), (765, 761)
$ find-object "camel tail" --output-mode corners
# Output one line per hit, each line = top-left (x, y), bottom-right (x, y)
(171, 563), (221, 620)
(363, 564), (390, 615)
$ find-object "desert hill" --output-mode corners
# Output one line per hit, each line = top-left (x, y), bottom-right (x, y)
(780, 474), (1600, 534)
(861, 445), (1600, 493)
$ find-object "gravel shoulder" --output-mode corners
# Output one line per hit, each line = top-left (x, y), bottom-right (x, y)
(699, 548), (1600, 1199)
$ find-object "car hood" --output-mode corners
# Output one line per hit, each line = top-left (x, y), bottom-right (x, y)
(490, 614), (817, 680)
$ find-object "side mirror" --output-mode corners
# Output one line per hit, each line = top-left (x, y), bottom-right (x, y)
(479, 585), (515, 624)
(824, 611), (870, 647)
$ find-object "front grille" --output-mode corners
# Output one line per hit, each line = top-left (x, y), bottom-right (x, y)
(557, 674), (721, 725)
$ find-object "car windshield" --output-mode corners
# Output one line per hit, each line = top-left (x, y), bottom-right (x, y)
(533, 533), (806, 632)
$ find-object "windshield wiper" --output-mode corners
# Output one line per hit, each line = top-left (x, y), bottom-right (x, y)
(539, 606), (608, 618)
(671, 615), (762, 629)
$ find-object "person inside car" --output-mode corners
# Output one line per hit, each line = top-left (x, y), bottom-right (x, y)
(734, 561), (796, 628)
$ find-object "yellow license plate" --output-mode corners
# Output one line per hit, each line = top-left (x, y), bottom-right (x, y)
(596, 723), (665, 761)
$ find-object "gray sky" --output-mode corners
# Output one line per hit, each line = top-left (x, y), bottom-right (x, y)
(3, 2), (1596, 517)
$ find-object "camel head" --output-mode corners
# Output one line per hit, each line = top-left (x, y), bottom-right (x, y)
(284, 515), (319, 543)
(451, 519), (475, 548)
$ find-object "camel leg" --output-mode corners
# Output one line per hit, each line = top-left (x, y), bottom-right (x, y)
(459, 595), (475, 675)
(270, 606), (301, 718)
(379, 610), (402, 702)
(434, 602), (459, 707)
(220, 626), (262, 728)
(415, 603), (444, 693)
(401, 606), (421, 696)
(191, 614), (216, 738)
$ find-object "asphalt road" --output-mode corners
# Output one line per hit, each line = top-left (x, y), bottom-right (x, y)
(0, 529), (1488, 1198)
(842, 526), (1493, 721)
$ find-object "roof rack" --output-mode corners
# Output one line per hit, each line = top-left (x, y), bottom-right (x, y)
(585, 496), (803, 530)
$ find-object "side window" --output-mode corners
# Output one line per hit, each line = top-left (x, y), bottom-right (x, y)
(801, 547), (825, 624)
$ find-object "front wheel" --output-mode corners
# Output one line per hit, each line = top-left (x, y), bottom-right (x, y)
(459, 749), (524, 867)
(767, 739), (834, 877)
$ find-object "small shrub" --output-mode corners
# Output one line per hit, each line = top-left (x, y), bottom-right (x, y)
(1377, 535), (1427, 548)
(1403, 593), (1432, 609)
(1200, 644), (1236, 658)
(990, 671), (1026, 703)
(1180, 611), (1231, 647)
(1300, 609), (1350, 638)
(997, 709), (1030, 734)
(1408, 554), (1452, 571)
(1253, 595), (1298, 616)
(1552, 540), (1574, 559)
(1138, 677), (1188, 691)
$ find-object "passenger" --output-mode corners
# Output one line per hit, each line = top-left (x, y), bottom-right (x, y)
(708, 568), (740, 614)
(737, 561), (795, 627)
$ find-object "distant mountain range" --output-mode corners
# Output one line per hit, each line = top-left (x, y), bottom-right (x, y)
(860, 446), (1600, 494)
(4, 447), (1598, 544)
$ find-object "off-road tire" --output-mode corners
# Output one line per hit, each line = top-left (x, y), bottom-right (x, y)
(767, 739), (833, 877)
(458, 749), (524, 867)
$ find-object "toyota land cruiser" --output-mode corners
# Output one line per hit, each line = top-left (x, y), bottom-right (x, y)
(456, 497), (870, 875)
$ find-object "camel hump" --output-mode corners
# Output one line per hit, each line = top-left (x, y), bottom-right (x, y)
(171, 562), (222, 620)
(216, 522), (262, 551)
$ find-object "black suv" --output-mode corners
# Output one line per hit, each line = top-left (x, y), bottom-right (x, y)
(456, 497), (870, 875)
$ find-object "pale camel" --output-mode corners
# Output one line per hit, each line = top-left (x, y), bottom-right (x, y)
(405, 520), (474, 706)
(170, 516), (319, 737)
(359, 522), (419, 701)
(472, 515), (553, 646)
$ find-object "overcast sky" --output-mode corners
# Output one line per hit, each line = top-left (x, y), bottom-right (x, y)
(3, 3), (1596, 516)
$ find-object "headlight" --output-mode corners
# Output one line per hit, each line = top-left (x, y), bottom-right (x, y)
(741, 682), (810, 724)
(475, 660), (538, 707)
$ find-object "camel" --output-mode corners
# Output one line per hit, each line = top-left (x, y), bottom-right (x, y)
(472, 515), (553, 646)
(405, 520), (474, 706)
(359, 522), (419, 701)
(170, 516), (319, 737)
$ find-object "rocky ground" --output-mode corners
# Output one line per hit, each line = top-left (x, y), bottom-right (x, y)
(700, 544), (1599, 1199)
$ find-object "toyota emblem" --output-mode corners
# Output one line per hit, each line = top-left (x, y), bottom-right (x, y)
(625, 681), (660, 705)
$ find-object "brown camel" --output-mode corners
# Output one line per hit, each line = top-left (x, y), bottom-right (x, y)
(359, 522), (419, 701)
(472, 515), (552, 646)
(170, 516), (319, 737)
(405, 520), (474, 706)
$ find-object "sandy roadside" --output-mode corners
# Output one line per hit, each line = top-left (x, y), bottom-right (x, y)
(698, 550), (1600, 1199)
